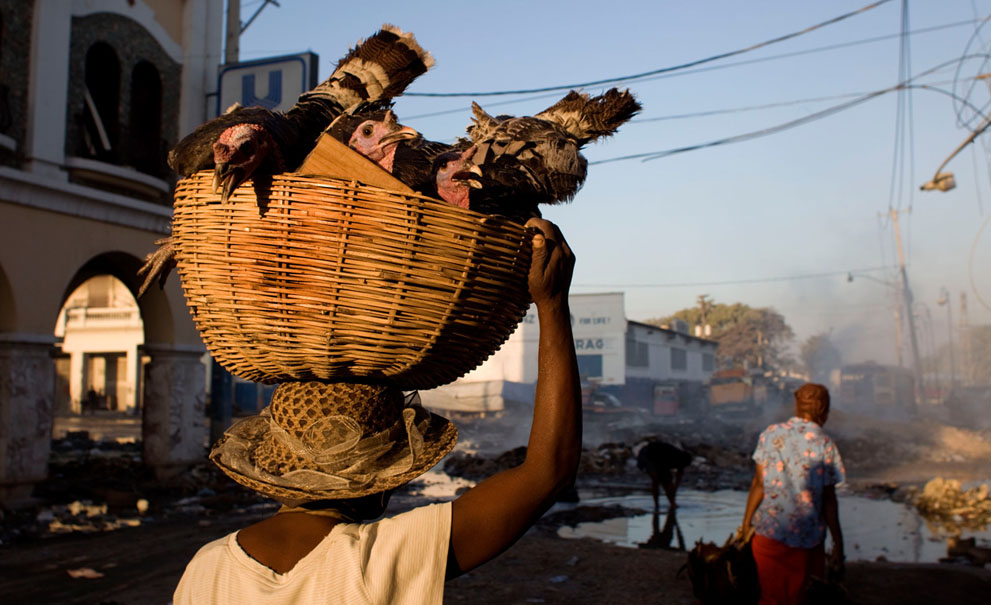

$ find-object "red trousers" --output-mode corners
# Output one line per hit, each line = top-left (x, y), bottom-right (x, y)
(751, 534), (825, 605)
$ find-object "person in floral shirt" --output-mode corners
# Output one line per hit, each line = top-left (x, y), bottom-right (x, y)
(740, 383), (845, 604)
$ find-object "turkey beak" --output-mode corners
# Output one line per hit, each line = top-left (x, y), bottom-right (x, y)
(454, 163), (484, 189)
(213, 163), (242, 204)
(378, 126), (420, 146)
(212, 165), (226, 193)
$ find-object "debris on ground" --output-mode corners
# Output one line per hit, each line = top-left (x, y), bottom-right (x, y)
(66, 568), (105, 580)
(913, 477), (991, 533)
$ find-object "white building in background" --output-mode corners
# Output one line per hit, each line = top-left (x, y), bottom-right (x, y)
(420, 292), (718, 414)
(53, 276), (144, 414)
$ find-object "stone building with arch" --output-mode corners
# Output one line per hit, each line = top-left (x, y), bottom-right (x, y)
(0, 0), (223, 502)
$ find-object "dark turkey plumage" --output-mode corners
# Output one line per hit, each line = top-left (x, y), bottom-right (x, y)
(140, 25), (433, 297)
(168, 24), (433, 197)
(456, 88), (641, 214)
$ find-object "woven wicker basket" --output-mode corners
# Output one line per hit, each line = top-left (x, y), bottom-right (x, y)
(171, 171), (533, 389)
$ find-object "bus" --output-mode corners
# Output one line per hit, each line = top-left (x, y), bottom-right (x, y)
(838, 363), (916, 414)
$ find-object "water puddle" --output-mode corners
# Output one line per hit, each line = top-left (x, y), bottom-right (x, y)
(556, 489), (991, 563)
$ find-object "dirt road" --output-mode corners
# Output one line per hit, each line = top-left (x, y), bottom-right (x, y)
(3, 409), (991, 603)
(3, 513), (990, 604)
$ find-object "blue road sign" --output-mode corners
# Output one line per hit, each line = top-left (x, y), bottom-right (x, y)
(217, 52), (319, 116)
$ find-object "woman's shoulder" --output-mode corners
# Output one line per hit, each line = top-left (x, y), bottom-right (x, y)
(363, 501), (452, 535)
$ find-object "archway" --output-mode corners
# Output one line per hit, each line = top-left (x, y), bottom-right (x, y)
(52, 251), (177, 444)
(54, 274), (143, 419)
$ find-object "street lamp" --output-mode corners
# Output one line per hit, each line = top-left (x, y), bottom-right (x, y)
(920, 172), (956, 192)
(937, 287), (956, 392)
(921, 74), (991, 193)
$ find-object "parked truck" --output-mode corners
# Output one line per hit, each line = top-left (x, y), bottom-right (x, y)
(706, 368), (768, 415)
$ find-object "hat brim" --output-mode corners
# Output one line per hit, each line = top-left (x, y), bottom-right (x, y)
(210, 408), (458, 502)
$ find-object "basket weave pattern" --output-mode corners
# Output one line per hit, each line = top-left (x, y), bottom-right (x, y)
(171, 171), (533, 389)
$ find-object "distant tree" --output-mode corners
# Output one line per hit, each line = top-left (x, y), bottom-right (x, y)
(649, 300), (795, 371)
(800, 332), (842, 384)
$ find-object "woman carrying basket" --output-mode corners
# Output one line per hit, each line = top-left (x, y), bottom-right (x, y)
(174, 218), (580, 604)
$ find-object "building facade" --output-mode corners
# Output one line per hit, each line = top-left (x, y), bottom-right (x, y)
(0, 0), (224, 502)
(421, 292), (718, 413)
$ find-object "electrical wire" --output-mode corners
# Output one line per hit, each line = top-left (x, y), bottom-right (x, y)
(953, 14), (991, 129)
(398, 19), (984, 122)
(624, 80), (982, 130)
(609, 78), (976, 125)
(972, 142), (986, 215)
(573, 266), (894, 289)
(589, 55), (989, 165)
(404, 0), (895, 98)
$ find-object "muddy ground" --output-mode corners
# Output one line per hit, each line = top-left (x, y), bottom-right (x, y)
(2, 406), (991, 603)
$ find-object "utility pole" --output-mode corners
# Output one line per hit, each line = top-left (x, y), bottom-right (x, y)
(893, 304), (904, 367)
(890, 208), (924, 402)
(225, 0), (240, 65)
(696, 294), (712, 337)
(960, 292), (972, 386)
(937, 287), (956, 391)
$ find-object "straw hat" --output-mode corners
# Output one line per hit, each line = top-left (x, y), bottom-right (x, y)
(210, 381), (457, 502)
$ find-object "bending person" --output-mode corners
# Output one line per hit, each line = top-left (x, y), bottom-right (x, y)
(174, 218), (579, 604)
(636, 439), (693, 510)
(740, 383), (845, 605)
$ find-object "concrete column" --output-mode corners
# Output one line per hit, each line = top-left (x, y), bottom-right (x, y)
(141, 345), (207, 478)
(125, 345), (138, 414)
(24, 0), (71, 179)
(180, 0), (224, 133)
(0, 338), (55, 504)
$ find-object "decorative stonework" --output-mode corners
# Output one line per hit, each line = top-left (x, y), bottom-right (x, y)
(0, 340), (55, 503)
(141, 347), (207, 477)
(65, 12), (180, 190)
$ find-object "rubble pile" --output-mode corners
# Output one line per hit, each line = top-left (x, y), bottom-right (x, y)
(831, 434), (920, 471)
(445, 424), (756, 492)
(443, 446), (528, 480)
(913, 477), (991, 533)
(578, 443), (633, 475)
(38, 499), (143, 534)
(0, 436), (266, 545)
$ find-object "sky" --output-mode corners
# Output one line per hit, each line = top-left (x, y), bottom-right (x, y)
(236, 0), (991, 367)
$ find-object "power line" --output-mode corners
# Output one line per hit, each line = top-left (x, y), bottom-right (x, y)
(621, 18), (984, 89)
(589, 55), (988, 165)
(954, 11), (991, 128)
(628, 77), (983, 124)
(398, 18), (984, 122)
(403, 0), (895, 98)
(573, 266), (894, 289)
(590, 89), (888, 164)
